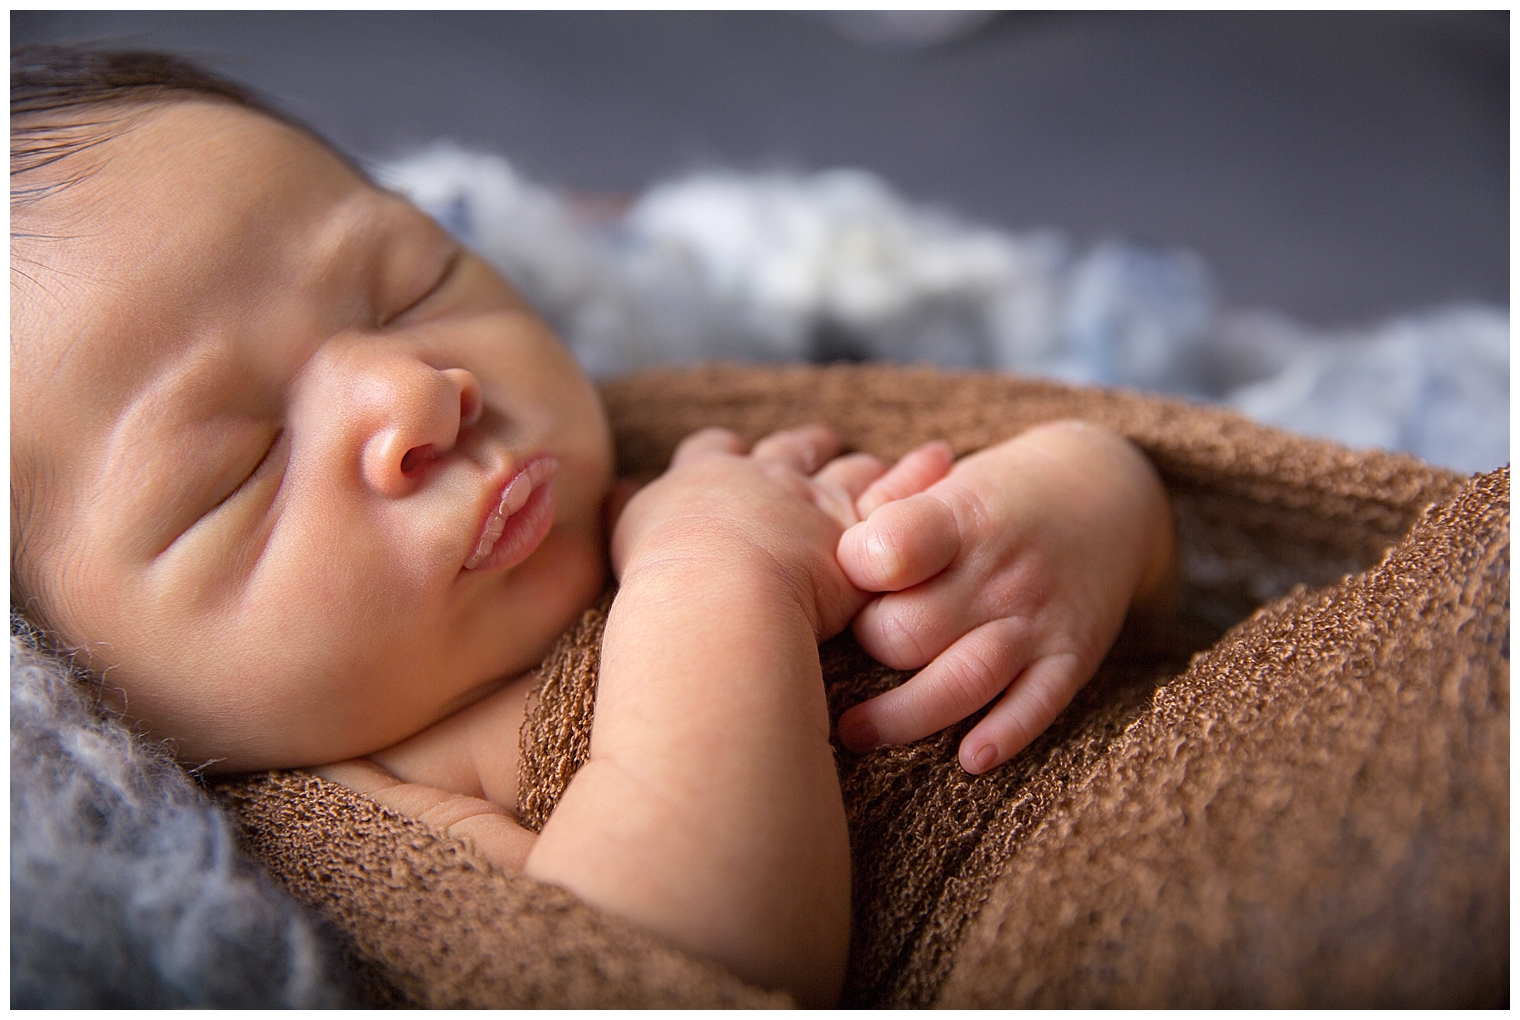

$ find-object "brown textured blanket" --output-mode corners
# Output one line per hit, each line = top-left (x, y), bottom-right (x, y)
(216, 364), (1508, 1008)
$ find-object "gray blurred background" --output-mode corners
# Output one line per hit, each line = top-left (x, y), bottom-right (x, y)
(13, 10), (1507, 329)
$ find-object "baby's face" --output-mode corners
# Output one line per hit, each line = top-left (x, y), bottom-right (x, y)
(11, 101), (615, 770)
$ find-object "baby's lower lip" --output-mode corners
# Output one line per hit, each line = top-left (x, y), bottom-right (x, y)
(464, 456), (559, 572)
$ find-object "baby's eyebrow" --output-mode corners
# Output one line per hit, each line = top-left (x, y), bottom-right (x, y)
(300, 189), (400, 315)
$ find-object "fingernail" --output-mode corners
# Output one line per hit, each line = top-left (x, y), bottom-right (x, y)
(970, 744), (999, 774)
(839, 717), (880, 752)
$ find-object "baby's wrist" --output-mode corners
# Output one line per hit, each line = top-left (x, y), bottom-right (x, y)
(620, 526), (817, 622)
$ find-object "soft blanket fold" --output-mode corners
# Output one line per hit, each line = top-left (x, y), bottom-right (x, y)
(215, 364), (1507, 1008)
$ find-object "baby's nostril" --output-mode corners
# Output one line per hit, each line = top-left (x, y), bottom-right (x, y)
(400, 444), (433, 476)
(460, 385), (482, 427)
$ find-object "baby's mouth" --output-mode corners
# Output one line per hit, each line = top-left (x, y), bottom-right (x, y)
(465, 456), (559, 570)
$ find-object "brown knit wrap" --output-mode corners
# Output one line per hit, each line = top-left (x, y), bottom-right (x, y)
(936, 465), (1510, 1008)
(214, 771), (786, 1008)
(514, 592), (613, 833)
(215, 364), (1507, 1008)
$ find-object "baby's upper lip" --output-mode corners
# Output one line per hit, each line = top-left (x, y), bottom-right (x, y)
(465, 453), (558, 570)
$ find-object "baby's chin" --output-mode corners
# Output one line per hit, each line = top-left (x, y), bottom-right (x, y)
(515, 520), (610, 641)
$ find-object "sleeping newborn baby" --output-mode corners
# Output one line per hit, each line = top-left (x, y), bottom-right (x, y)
(9, 49), (1173, 1007)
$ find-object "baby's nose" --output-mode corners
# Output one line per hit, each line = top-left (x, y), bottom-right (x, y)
(359, 361), (483, 498)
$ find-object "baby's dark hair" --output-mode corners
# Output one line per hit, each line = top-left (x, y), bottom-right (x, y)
(11, 43), (361, 213)
(12, 43), (264, 115)
(12, 45), (276, 205)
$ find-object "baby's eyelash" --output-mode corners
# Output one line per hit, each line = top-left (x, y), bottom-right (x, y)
(383, 249), (462, 326)
(206, 428), (286, 518)
(243, 428), (286, 489)
(157, 428), (289, 558)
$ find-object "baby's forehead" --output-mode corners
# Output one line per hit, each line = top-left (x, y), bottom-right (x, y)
(16, 103), (364, 382)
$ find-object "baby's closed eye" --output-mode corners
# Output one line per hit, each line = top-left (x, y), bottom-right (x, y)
(378, 246), (462, 328)
(219, 427), (287, 508)
(184, 424), (288, 534)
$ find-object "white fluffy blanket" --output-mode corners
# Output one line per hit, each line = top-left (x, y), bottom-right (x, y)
(379, 144), (1508, 475)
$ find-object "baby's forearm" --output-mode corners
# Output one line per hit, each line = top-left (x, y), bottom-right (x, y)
(524, 552), (850, 1007)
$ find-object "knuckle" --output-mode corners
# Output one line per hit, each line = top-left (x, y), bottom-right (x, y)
(867, 607), (927, 669)
(941, 643), (1004, 708)
(864, 526), (903, 585)
(676, 427), (737, 457)
(1024, 685), (1062, 732)
(1028, 655), (1078, 718)
(981, 551), (1049, 619)
(995, 656), (1078, 754)
(883, 612), (922, 663)
(998, 712), (1039, 760)
(833, 452), (883, 477)
(813, 486), (855, 527)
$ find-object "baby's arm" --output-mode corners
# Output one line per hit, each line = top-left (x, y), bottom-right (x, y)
(836, 421), (1174, 774)
(525, 425), (883, 1007)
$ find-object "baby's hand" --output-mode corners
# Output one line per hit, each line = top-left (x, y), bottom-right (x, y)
(835, 421), (1174, 774)
(611, 424), (890, 640)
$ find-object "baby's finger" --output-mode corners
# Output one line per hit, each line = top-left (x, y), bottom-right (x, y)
(958, 652), (1082, 774)
(813, 452), (887, 501)
(811, 453), (888, 529)
(750, 424), (841, 474)
(836, 616), (1036, 752)
(671, 427), (746, 465)
(850, 587), (957, 670)
(838, 493), (961, 595)
(855, 440), (954, 519)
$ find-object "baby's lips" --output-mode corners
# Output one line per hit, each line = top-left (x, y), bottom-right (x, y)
(464, 455), (559, 570)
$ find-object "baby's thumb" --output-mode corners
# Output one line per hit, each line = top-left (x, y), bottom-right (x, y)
(837, 495), (960, 592)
